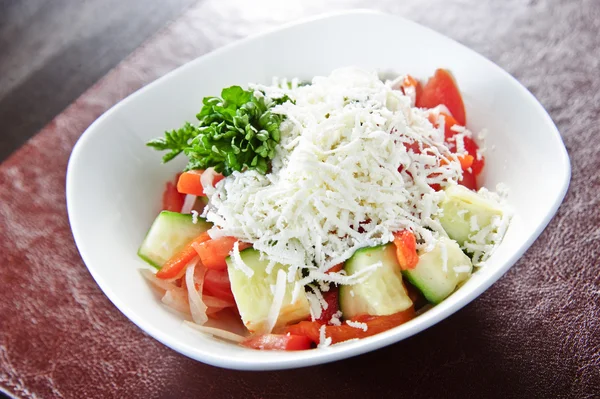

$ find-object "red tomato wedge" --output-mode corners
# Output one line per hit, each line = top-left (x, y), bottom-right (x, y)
(156, 232), (211, 279)
(177, 170), (204, 196)
(192, 237), (252, 270)
(401, 75), (423, 104)
(458, 154), (474, 170)
(203, 269), (235, 302)
(439, 112), (459, 141)
(162, 179), (185, 212)
(317, 287), (340, 324)
(417, 69), (466, 126)
(202, 294), (236, 309)
(430, 112), (483, 179)
(459, 170), (478, 190)
(241, 334), (313, 351)
(393, 230), (419, 270)
(463, 136), (485, 176)
(326, 263), (344, 274)
(286, 307), (415, 344)
(177, 170), (225, 196)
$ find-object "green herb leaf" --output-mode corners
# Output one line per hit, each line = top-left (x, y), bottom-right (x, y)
(146, 122), (200, 163)
(147, 86), (291, 175)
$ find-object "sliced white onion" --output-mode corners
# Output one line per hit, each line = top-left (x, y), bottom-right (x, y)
(200, 167), (218, 197)
(264, 269), (287, 334)
(185, 258), (208, 325)
(139, 269), (177, 292)
(184, 321), (246, 343)
(206, 307), (225, 315)
(181, 194), (197, 214)
(161, 288), (190, 315)
(202, 295), (234, 308)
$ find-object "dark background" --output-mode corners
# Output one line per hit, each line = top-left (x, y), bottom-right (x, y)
(0, 0), (196, 161)
(1, 2), (192, 396)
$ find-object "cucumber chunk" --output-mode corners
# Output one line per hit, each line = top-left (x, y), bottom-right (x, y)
(226, 249), (310, 333)
(137, 211), (212, 268)
(340, 244), (413, 319)
(403, 236), (472, 304)
(438, 185), (504, 247)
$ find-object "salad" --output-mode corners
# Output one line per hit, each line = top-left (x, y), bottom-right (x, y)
(139, 67), (510, 350)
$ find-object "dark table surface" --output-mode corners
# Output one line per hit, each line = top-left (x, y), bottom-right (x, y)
(1, 0), (599, 398)
(0, 0), (196, 162)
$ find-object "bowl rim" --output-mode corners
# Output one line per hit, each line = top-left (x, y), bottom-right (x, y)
(66, 9), (571, 370)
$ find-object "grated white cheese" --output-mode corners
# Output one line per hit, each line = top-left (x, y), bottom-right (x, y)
(455, 134), (466, 154)
(318, 324), (332, 348)
(230, 241), (254, 278)
(330, 310), (343, 326)
(290, 281), (302, 304)
(306, 262), (383, 286)
(346, 320), (368, 332)
(440, 240), (448, 273)
(203, 67), (464, 278)
(306, 290), (323, 321)
(309, 284), (329, 311)
(332, 338), (360, 346)
(191, 210), (199, 224)
(264, 269), (287, 334)
(470, 215), (480, 231)
(462, 187), (512, 266)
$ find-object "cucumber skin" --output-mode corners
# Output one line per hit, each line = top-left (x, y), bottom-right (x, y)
(402, 271), (446, 304)
(137, 211), (212, 269)
(137, 251), (161, 269)
(402, 237), (472, 304)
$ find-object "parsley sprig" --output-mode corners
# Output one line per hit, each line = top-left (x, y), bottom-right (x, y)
(147, 86), (289, 175)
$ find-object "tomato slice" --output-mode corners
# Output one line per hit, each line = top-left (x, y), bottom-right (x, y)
(241, 334), (313, 351)
(459, 170), (477, 191)
(439, 112), (459, 141)
(434, 112), (484, 178)
(203, 269), (235, 302)
(326, 263), (344, 274)
(463, 136), (484, 176)
(417, 69), (466, 126)
(392, 230), (419, 270)
(162, 179), (185, 212)
(192, 237), (252, 270)
(400, 75), (423, 104)
(286, 307), (415, 344)
(176, 170), (226, 196)
(317, 287), (340, 324)
(155, 232), (211, 279)
(458, 154), (474, 170)
(177, 170), (205, 196)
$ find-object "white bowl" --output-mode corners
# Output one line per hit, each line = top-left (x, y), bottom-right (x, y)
(66, 10), (570, 370)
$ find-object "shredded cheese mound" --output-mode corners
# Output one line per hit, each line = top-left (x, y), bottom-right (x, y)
(318, 324), (332, 348)
(465, 186), (512, 265)
(330, 311), (343, 326)
(203, 67), (469, 277)
(346, 320), (368, 332)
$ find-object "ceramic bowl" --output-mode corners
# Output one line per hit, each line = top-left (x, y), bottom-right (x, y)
(66, 11), (570, 370)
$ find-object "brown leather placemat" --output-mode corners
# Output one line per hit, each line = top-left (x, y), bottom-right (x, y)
(1, 1), (599, 398)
